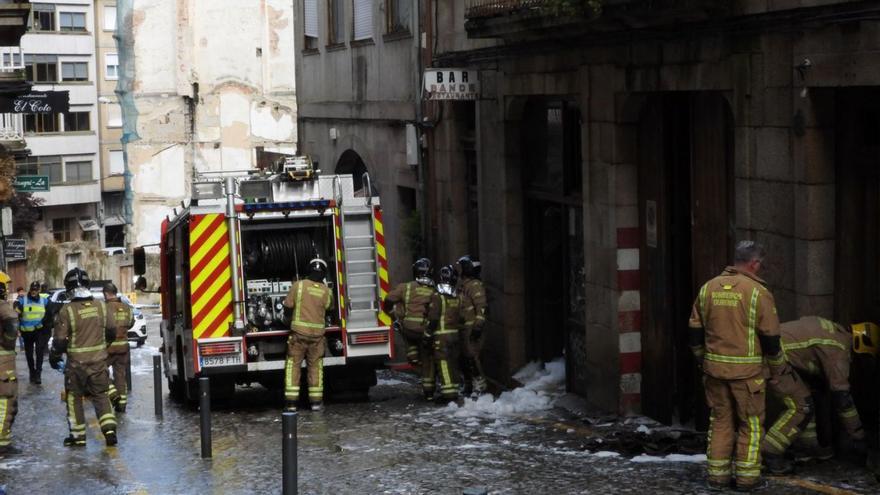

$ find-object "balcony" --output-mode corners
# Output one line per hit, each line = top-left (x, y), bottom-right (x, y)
(0, 2), (31, 47)
(0, 45), (28, 154)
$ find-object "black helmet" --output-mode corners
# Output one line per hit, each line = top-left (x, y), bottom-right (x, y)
(29, 281), (40, 291)
(439, 264), (458, 287)
(64, 267), (90, 292)
(412, 258), (432, 280)
(456, 255), (481, 278)
(308, 258), (327, 276)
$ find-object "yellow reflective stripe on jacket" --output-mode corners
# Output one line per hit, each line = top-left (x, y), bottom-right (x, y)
(69, 343), (107, 354)
(439, 296), (447, 333)
(109, 341), (130, 348)
(782, 338), (846, 352)
(704, 353), (763, 365)
(0, 349), (15, 356)
(293, 282), (304, 326)
(698, 284), (708, 324)
(435, 329), (458, 335)
(748, 288), (758, 357)
(66, 305), (76, 344)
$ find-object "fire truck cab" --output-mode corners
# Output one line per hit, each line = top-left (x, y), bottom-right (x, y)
(136, 157), (393, 401)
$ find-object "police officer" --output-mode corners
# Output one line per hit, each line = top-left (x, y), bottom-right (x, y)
(426, 265), (466, 403)
(689, 241), (785, 491)
(0, 271), (21, 456)
(282, 258), (333, 412)
(18, 281), (49, 384)
(383, 258), (436, 399)
(457, 255), (488, 396)
(104, 282), (134, 413)
(49, 268), (118, 447)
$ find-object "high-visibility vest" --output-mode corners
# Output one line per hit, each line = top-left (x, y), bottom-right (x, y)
(20, 296), (48, 331)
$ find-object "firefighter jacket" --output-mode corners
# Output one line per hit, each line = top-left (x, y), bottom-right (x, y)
(0, 300), (18, 383)
(689, 266), (781, 380)
(427, 292), (464, 337)
(384, 281), (435, 332)
(459, 278), (487, 332)
(54, 299), (112, 365)
(19, 294), (48, 332)
(283, 280), (332, 337)
(781, 317), (853, 391)
(106, 299), (134, 354)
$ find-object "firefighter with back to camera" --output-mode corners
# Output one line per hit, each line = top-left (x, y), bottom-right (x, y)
(282, 258), (333, 412)
(104, 282), (134, 413)
(457, 255), (488, 396)
(49, 268), (119, 447)
(0, 271), (21, 456)
(426, 265), (467, 404)
(689, 241), (785, 492)
(383, 258), (436, 399)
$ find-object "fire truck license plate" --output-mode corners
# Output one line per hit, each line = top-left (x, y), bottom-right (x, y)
(201, 354), (242, 367)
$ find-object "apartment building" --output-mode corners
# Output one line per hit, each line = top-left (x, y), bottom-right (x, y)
(95, 0), (123, 247)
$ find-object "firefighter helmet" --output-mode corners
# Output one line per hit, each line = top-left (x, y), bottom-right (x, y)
(64, 268), (90, 292)
(439, 264), (458, 287)
(0, 271), (9, 299)
(852, 322), (880, 356)
(308, 258), (327, 276)
(456, 255), (481, 278)
(412, 258), (432, 280)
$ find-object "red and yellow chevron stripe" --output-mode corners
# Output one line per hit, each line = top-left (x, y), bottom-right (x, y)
(373, 206), (391, 326)
(333, 209), (347, 330)
(189, 214), (235, 339)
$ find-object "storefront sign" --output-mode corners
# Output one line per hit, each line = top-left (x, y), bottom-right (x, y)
(424, 69), (479, 100)
(0, 91), (70, 114)
(4, 238), (26, 261)
(13, 175), (49, 192)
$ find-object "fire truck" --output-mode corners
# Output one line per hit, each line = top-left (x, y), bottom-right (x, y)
(134, 157), (393, 401)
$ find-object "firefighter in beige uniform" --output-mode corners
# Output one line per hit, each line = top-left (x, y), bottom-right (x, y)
(104, 283), (134, 413)
(426, 265), (466, 402)
(0, 271), (21, 456)
(49, 268), (118, 447)
(689, 241), (785, 491)
(457, 255), (488, 396)
(283, 259), (333, 412)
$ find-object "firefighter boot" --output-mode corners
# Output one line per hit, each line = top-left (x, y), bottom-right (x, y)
(311, 401), (323, 412)
(104, 430), (118, 447)
(284, 401), (297, 412)
(763, 453), (794, 475)
(0, 445), (22, 456)
(791, 445), (834, 463)
(63, 436), (86, 447)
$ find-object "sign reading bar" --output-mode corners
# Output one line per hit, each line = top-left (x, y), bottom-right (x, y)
(13, 175), (49, 192)
(424, 69), (479, 100)
(0, 91), (70, 114)
(4, 238), (26, 261)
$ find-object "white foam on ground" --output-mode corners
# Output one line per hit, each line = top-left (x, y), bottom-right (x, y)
(630, 453), (706, 464)
(591, 451), (621, 458)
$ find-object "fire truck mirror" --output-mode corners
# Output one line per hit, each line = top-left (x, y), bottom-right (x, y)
(134, 247), (147, 275)
(135, 276), (148, 292)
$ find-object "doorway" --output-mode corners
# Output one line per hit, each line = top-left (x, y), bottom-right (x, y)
(638, 92), (734, 426)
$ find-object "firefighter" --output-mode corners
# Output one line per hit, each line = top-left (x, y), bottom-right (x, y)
(282, 258), (333, 412)
(426, 265), (466, 403)
(382, 258), (436, 399)
(104, 282), (134, 413)
(688, 241), (784, 491)
(761, 317), (869, 473)
(0, 271), (21, 456)
(49, 268), (118, 447)
(18, 281), (50, 385)
(457, 255), (488, 396)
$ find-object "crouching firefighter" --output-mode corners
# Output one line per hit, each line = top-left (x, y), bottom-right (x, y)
(383, 258), (436, 399)
(426, 265), (466, 403)
(457, 255), (488, 396)
(282, 258), (333, 412)
(0, 271), (21, 456)
(49, 268), (118, 447)
(104, 283), (134, 413)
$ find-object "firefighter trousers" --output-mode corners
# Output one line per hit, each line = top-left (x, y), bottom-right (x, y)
(285, 333), (325, 404)
(107, 349), (130, 410)
(21, 328), (50, 377)
(459, 327), (486, 392)
(762, 370), (814, 456)
(400, 326), (436, 395)
(0, 364), (17, 448)
(425, 332), (460, 401)
(704, 374), (766, 489)
(65, 361), (117, 441)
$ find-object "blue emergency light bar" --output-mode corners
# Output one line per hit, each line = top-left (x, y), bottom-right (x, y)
(239, 199), (333, 213)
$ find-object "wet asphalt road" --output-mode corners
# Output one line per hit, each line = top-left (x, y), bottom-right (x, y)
(0, 313), (878, 494)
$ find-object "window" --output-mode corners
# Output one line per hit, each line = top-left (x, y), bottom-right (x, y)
(64, 111), (90, 132)
(105, 53), (118, 80)
(18, 155), (63, 184)
(109, 150), (124, 175)
(54, 218), (74, 243)
(24, 113), (59, 133)
(107, 103), (122, 127)
(61, 62), (88, 82)
(32, 4), (55, 32)
(24, 55), (58, 83)
(386, 0), (410, 33)
(303, 0), (318, 49)
(329, 0), (344, 44)
(65, 161), (92, 184)
(2, 52), (21, 69)
(353, 0), (372, 41)
(59, 12), (87, 32)
(104, 6), (117, 31)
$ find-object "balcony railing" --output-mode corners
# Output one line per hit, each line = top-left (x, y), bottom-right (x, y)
(465, 0), (548, 18)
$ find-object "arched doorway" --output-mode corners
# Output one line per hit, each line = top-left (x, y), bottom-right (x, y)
(335, 149), (370, 195)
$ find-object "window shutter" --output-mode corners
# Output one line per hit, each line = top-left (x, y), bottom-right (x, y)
(353, 0), (372, 41)
(304, 0), (318, 38)
(109, 150), (124, 175)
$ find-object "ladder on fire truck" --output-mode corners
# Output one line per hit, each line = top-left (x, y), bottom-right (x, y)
(339, 173), (383, 329)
